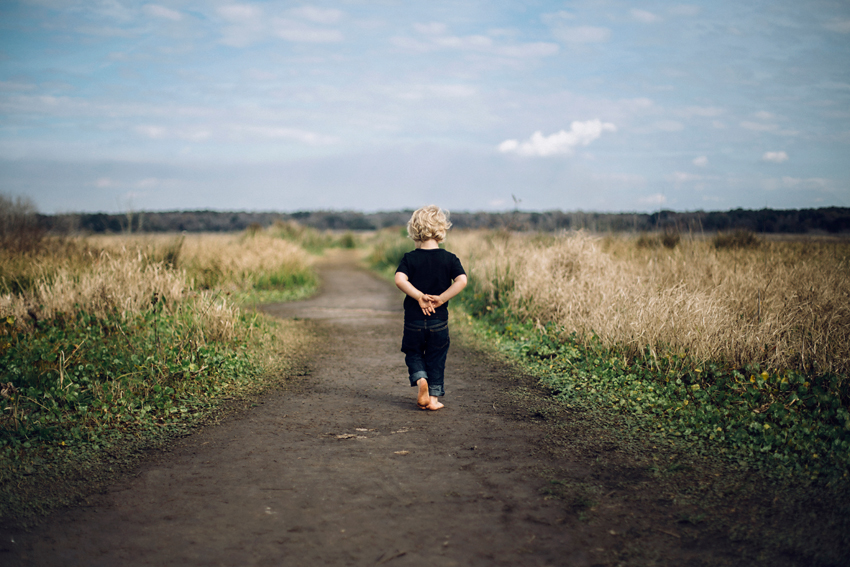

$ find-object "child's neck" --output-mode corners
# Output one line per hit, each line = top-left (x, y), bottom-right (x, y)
(416, 239), (440, 250)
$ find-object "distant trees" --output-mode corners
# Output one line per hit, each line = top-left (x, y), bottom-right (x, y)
(28, 206), (850, 235)
(1, 194), (44, 252)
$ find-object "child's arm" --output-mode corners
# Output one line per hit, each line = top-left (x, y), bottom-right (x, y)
(422, 274), (468, 309)
(394, 272), (436, 315)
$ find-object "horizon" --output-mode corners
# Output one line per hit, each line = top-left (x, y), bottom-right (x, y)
(37, 204), (849, 217)
(2, 1), (849, 214)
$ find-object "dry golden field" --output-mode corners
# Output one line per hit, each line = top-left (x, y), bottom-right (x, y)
(0, 231), (315, 333)
(448, 230), (850, 377)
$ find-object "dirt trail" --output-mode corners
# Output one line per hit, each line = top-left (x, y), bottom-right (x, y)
(4, 252), (783, 566)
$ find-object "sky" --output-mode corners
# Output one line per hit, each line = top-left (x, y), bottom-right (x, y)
(1, 0), (849, 214)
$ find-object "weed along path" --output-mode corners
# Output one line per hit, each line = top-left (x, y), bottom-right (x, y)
(4, 251), (818, 566)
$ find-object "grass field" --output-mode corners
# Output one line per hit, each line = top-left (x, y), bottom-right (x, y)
(3, 222), (848, 523)
(450, 230), (850, 377)
(368, 227), (850, 480)
(0, 225), (340, 522)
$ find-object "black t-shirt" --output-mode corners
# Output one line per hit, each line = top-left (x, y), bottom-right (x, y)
(396, 248), (466, 321)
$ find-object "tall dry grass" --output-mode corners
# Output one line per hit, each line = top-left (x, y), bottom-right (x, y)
(87, 232), (314, 290)
(450, 230), (850, 376)
(1, 231), (314, 338)
(180, 233), (314, 291)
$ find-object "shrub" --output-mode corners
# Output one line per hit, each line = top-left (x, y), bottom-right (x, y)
(661, 230), (680, 249)
(338, 232), (357, 249)
(636, 233), (660, 248)
(0, 194), (45, 253)
(713, 230), (760, 249)
(367, 228), (413, 275)
(636, 231), (680, 249)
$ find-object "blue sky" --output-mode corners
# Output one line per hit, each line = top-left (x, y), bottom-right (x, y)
(1, 1), (849, 214)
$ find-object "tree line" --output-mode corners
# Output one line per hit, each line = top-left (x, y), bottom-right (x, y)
(32, 206), (850, 235)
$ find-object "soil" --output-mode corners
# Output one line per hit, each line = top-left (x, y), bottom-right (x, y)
(2, 251), (848, 566)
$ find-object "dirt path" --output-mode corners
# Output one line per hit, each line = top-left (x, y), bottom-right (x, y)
(2, 252), (820, 566)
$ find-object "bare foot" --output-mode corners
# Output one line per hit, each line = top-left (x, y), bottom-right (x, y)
(416, 378), (430, 409)
(426, 396), (444, 411)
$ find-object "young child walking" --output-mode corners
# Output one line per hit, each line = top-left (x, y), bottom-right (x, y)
(395, 205), (467, 411)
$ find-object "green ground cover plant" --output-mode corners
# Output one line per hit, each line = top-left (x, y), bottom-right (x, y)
(1, 226), (320, 522)
(269, 219), (358, 254)
(366, 227), (415, 277)
(0, 304), (264, 479)
(367, 227), (850, 482)
(455, 290), (850, 482)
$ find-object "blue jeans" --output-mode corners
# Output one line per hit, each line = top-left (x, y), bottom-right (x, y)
(401, 319), (450, 397)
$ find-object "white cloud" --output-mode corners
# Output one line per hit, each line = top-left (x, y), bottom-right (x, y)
(435, 35), (490, 49)
(218, 4), (261, 21)
(542, 12), (611, 44)
(95, 177), (115, 188)
(142, 4), (182, 21)
(394, 27), (558, 58)
(824, 18), (850, 33)
(712, 120), (726, 129)
(782, 177), (832, 191)
(762, 151), (789, 163)
(394, 84), (477, 100)
(0, 80), (37, 92)
(552, 25), (611, 43)
(217, 4), (266, 47)
(655, 120), (684, 132)
(781, 176), (829, 189)
(755, 111), (775, 120)
(494, 42), (560, 58)
(183, 130), (211, 142)
(290, 6), (343, 25)
(639, 193), (666, 205)
(136, 125), (167, 139)
(669, 5), (701, 16)
(741, 121), (778, 132)
(135, 177), (162, 188)
(498, 120), (616, 157)
(631, 9), (660, 23)
(670, 171), (702, 182)
(274, 19), (343, 42)
(593, 172), (647, 186)
(693, 156), (708, 167)
(53, 0), (134, 22)
(677, 106), (724, 118)
(629, 97), (654, 109)
(235, 125), (338, 145)
(413, 22), (447, 35)
(762, 177), (830, 191)
(134, 125), (210, 141)
(245, 69), (276, 81)
(541, 11), (576, 24)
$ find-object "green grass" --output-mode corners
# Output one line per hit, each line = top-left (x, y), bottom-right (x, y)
(269, 221), (359, 254)
(0, 230), (322, 523)
(453, 283), (850, 482)
(0, 304), (259, 474)
(365, 227), (414, 277)
(0, 298), (314, 523)
(363, 231), (850, 480)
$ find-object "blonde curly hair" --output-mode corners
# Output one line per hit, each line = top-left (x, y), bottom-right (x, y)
(406, 205), (452, 242)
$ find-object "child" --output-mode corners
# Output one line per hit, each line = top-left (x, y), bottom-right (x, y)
(395, 205), (468, 411)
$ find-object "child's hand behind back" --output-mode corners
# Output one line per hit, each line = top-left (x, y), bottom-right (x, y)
(417, 294), (436, 315)
(422, 294), (444, 309)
